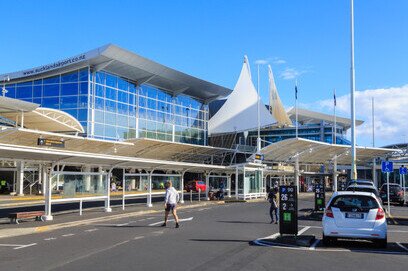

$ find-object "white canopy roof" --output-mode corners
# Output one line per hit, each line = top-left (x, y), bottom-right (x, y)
(260, 137), (397, 165)
(268, 65), (292, 126)
(208, 56), (277, 135)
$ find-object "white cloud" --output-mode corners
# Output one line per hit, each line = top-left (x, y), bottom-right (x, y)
(280, 68), (305, 80)
(254, 59), (269, 65)
(273, 58), (286, 65)
(316, 85), (408, 146)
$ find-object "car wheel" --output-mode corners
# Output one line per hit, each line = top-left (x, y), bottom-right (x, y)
(322, 235), (332, 246)
(374, 238), (387, 248)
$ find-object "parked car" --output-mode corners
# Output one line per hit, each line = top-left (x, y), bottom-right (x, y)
(379, 183), (405, 206)
(346, 185), (380, 200)
(347, 180), (375, 187)
(322, 191), (387, 248)
(184, 180), (206, 192)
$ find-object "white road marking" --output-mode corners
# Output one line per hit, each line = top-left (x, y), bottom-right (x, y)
(309, 239), (320, 250)
(396, 242), (408, 252)
(13, 243), (37, 250)
(84, 229), (98, 232)
(148, 217), (194, 226)
(62, 234), (75, 237)
(138, 219), (146, 221)
(263, 233), (280, 239)
(297, 226), (311, 236)
(133, 236), (145, 240)
(145, 217), (155, 220)
(44, 237), (57, 241)
(0, 244), (23, 247)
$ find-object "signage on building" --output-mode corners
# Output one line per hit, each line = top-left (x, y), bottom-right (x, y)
(314, 179), (325, 211)
(399, 165), (407, 175)
(279, 185), (298, 235)
(254, 153), (264, 161)
(381, 161), (393, 173)
(37, 138), (65, 148)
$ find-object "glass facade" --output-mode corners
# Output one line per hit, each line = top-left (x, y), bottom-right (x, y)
(5, 67), (209, 145)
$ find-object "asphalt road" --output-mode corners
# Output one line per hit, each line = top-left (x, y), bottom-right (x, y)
(0, 196), (407, 271)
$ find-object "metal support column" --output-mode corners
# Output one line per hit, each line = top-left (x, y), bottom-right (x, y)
(333, 156), (338, 192)
(105, 169), (112, 212)
(43, 167), (53, 221)
(147, 172), (153, 207)
(180, 172), (185, 204)
(295, 157), (300, 194)
(227, 174), (231, 198)
(235, 167), (239, 199)
(205, 173), (210, 200)
(16, 161), (24, 196)
(372, 158), (377, 188)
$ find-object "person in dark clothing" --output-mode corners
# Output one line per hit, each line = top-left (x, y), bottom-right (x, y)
(267, 187), (279, 224)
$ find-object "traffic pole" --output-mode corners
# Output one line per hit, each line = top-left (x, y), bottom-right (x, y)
(387, 172), (390, 214)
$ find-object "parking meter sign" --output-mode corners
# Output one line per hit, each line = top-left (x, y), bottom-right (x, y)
(315, 180), (325, 211)
(279, 185), (298, 235)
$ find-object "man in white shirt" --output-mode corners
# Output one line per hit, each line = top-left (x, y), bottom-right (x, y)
(161, 180), (180, 228)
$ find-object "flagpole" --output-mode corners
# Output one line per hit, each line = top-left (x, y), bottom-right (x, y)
(295, 80), (298, 138)
(333, 88), (337, 144)
(350, 0), (357, 180)
(257, 64), (261, 153)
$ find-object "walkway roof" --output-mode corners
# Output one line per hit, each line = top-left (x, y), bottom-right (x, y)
(0, 127), (234, 167)
(260, 138), (397, 165)
(287, 107), (364, 130)
(2, 44), (232, 102)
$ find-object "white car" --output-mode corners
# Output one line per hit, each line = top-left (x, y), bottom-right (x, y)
(322, 191), (387, 248)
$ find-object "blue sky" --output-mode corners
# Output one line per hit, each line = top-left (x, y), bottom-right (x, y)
(1, 0), (407, 146)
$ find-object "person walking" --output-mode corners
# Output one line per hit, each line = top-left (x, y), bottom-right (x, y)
(268, 187), (279, 224)
(161, 180), (180, 228)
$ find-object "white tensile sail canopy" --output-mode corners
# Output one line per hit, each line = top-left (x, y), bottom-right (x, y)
(268, 65), (293, 126)
(208, 56), (277, 135)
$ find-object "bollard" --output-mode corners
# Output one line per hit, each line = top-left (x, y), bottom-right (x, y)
(198, 188), (201, 202)
(190, 190), (192, 203)
(79, 199), (83, 216)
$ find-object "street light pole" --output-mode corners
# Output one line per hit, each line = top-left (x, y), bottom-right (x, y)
(350, 0), (357, 180)
(257, 64), (261, 153)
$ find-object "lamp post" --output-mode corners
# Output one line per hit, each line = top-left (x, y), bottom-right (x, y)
(350, 0), (357, 180)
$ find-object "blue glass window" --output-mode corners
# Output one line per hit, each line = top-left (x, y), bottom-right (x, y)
(79, 82), (88, 95)
(105, 113), (116, 125)
(43, 75), (60, 84)
(16, 86), (32, 99)
(117, 115), (127, 127)
(78, 95), (88, 108)
(94, 123), (104, 137)
(117, 78), (128, 91)
(104, 125), (116, 138)
(33, 85), (42, 97)
(61, 83), (78, 96)
(105, 100), (116, 112)
(5, 85), (15, 98)
(95, 72), (105, 84)
(117, 103), (128, 114)
(43, 97), (59, 109)
(106, 87), (117, 100)
(60, 96), (78, 109)
(17, 81), (32, 87)
(43, 84), (59, 96)
(79, 68), (88, 81)
(118, 91), (128, 103)
(34, 79), (42, 85)
(61, 71), (78, 83)
(105, 74), (117, 88)
(95, 85), (104, 97)
(33, 98), (41, 105)
(78, 109), (87, 121)
(95, 110), (104, 123)
(95, 98), (104, 109)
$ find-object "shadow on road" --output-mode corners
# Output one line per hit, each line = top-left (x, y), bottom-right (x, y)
(217, 220), (270, 224)
(190, 238), (251, 243)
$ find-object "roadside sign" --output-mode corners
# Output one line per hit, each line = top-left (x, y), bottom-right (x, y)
(381, 161), (393, 173)
(314, 179), (325, 211)
(37, 138), (65, 148)
(279, 185), (298, 235)
(399, 166), (407, 175)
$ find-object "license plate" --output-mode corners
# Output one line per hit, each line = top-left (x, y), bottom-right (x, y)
(345, 213), (364, 219)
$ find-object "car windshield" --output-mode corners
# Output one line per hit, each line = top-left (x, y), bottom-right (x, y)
(346, 187), (379, 196)
(330, 195), (379, 212)
(381, 185), (401, 193)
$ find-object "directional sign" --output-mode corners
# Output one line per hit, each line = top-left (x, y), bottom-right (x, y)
(279, 185), (298, 235)
(381, 161), (393, 173)
(399, 166), (407, 175)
